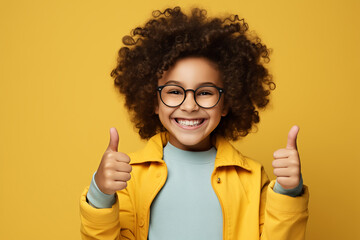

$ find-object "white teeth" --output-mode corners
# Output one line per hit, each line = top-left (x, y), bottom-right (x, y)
(177, 119), (202, 127)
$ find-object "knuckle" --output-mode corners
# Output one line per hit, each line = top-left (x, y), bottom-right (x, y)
(277, 178), (286, 185)
(116, 152), (131, 163)
(292, 167), (300, 175)
(294, 160), (300, 167)
(119, 162), (131, 172)
(289, 178), (299, 187)
(125, 173), (131, 181)
(289, 159), (298, 166)
(119, 182), (127, 190)
(289, 150), (298, 157)
(104, 171), (113, 179)
(103, 151), (112, 159)
(103, 161), (113, 170)
(122, 154), (131, 163)
(272, 160), (277, 168)
(289, 168), (298, 176)
(273, 150), (280, 158)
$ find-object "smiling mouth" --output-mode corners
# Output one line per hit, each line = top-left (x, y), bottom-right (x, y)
(175, 118), (205, 127)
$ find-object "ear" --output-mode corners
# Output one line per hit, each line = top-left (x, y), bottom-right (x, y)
(154, 98), (159, 114)
(221, 103), (229, 117)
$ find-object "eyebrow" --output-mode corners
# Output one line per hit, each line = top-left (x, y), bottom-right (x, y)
(164, 80), (218, 87)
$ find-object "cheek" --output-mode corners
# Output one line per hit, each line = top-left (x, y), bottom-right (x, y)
(208, 108), (224, 123)
(155, 102), (172, 121)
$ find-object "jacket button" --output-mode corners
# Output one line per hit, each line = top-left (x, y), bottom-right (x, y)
(139, 218), (145, 227)
(217, 177), (221, 183)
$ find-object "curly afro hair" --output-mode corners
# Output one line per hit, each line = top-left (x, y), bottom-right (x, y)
(111, 6), (275, 141)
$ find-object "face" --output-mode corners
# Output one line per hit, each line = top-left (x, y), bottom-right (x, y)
(155, 57), (228, 151)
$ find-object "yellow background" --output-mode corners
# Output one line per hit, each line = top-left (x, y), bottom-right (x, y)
(1, 0), (359, 239)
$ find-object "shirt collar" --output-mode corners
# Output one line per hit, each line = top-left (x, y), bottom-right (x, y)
(129, 132), (252, 172)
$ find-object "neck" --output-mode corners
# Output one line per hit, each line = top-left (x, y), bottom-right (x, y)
(168, 135), (212, 152)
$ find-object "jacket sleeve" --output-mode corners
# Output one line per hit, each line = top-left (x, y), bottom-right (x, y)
(80, 186), (136, 240)
(260, 173), (309, 240)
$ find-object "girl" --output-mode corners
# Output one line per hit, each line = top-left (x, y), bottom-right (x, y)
(80, 6), (309, 240)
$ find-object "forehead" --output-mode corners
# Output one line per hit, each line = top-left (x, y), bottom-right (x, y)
(158, 57), (222, 87)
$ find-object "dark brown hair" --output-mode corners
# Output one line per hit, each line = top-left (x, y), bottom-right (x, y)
(111, 6), (275, 140)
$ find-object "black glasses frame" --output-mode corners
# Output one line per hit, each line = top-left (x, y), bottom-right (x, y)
(157, 84), (225, 109)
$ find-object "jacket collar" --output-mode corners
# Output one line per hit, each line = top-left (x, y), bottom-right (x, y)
(129, 132), (252, 172)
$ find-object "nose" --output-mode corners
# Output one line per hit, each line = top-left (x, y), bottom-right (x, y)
(179, 91), (199, 112)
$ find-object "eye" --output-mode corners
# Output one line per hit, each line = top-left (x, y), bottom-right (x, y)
(197, 90), (214, 96)
(167, 90), (182, 95)
(163, 86), (184, 95)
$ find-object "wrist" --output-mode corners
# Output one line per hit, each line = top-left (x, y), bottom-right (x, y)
(86, 172), (116, 208)
(273, 174), (303, 197)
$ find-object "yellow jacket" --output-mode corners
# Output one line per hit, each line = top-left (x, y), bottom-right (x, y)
(80, 133), (309, 240)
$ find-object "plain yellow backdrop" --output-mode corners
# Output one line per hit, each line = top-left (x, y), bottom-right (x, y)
(1, 0), (359, 239)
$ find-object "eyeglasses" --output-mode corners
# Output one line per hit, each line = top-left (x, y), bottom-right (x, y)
(157, 84), (225, 109)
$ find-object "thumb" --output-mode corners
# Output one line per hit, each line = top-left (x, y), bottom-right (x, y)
(107, 127), (119, 152)
(286, 125), (299, 150)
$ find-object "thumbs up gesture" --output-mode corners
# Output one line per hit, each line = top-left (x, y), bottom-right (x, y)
(272, 126), (301, 189)
(95, 128), (132, 195)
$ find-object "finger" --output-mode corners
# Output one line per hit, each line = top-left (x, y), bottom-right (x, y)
(276, 177), (294, 189)
(107, 127), (119, 152)
(113, 172), (132, 182)
(286, 125), (299, 150)
(106, 181), (128, 192)
(277, 176), (301, 189)
(272, 159), (289, 168)
(114, 162), (132, 173)
(273, 168), (291, 177)
(273, 148), (298, 159)
(114, 152), (131, 163)
(273, 149), (290, 158)
(273, 157), (300, 169)
(103, 151), (131, 163)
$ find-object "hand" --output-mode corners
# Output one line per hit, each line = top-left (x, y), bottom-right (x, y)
(272, 125), (301, 189)
(95, 128), (132, 195)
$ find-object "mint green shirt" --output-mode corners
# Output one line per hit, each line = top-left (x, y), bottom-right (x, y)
(148, 142), (222, 240)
